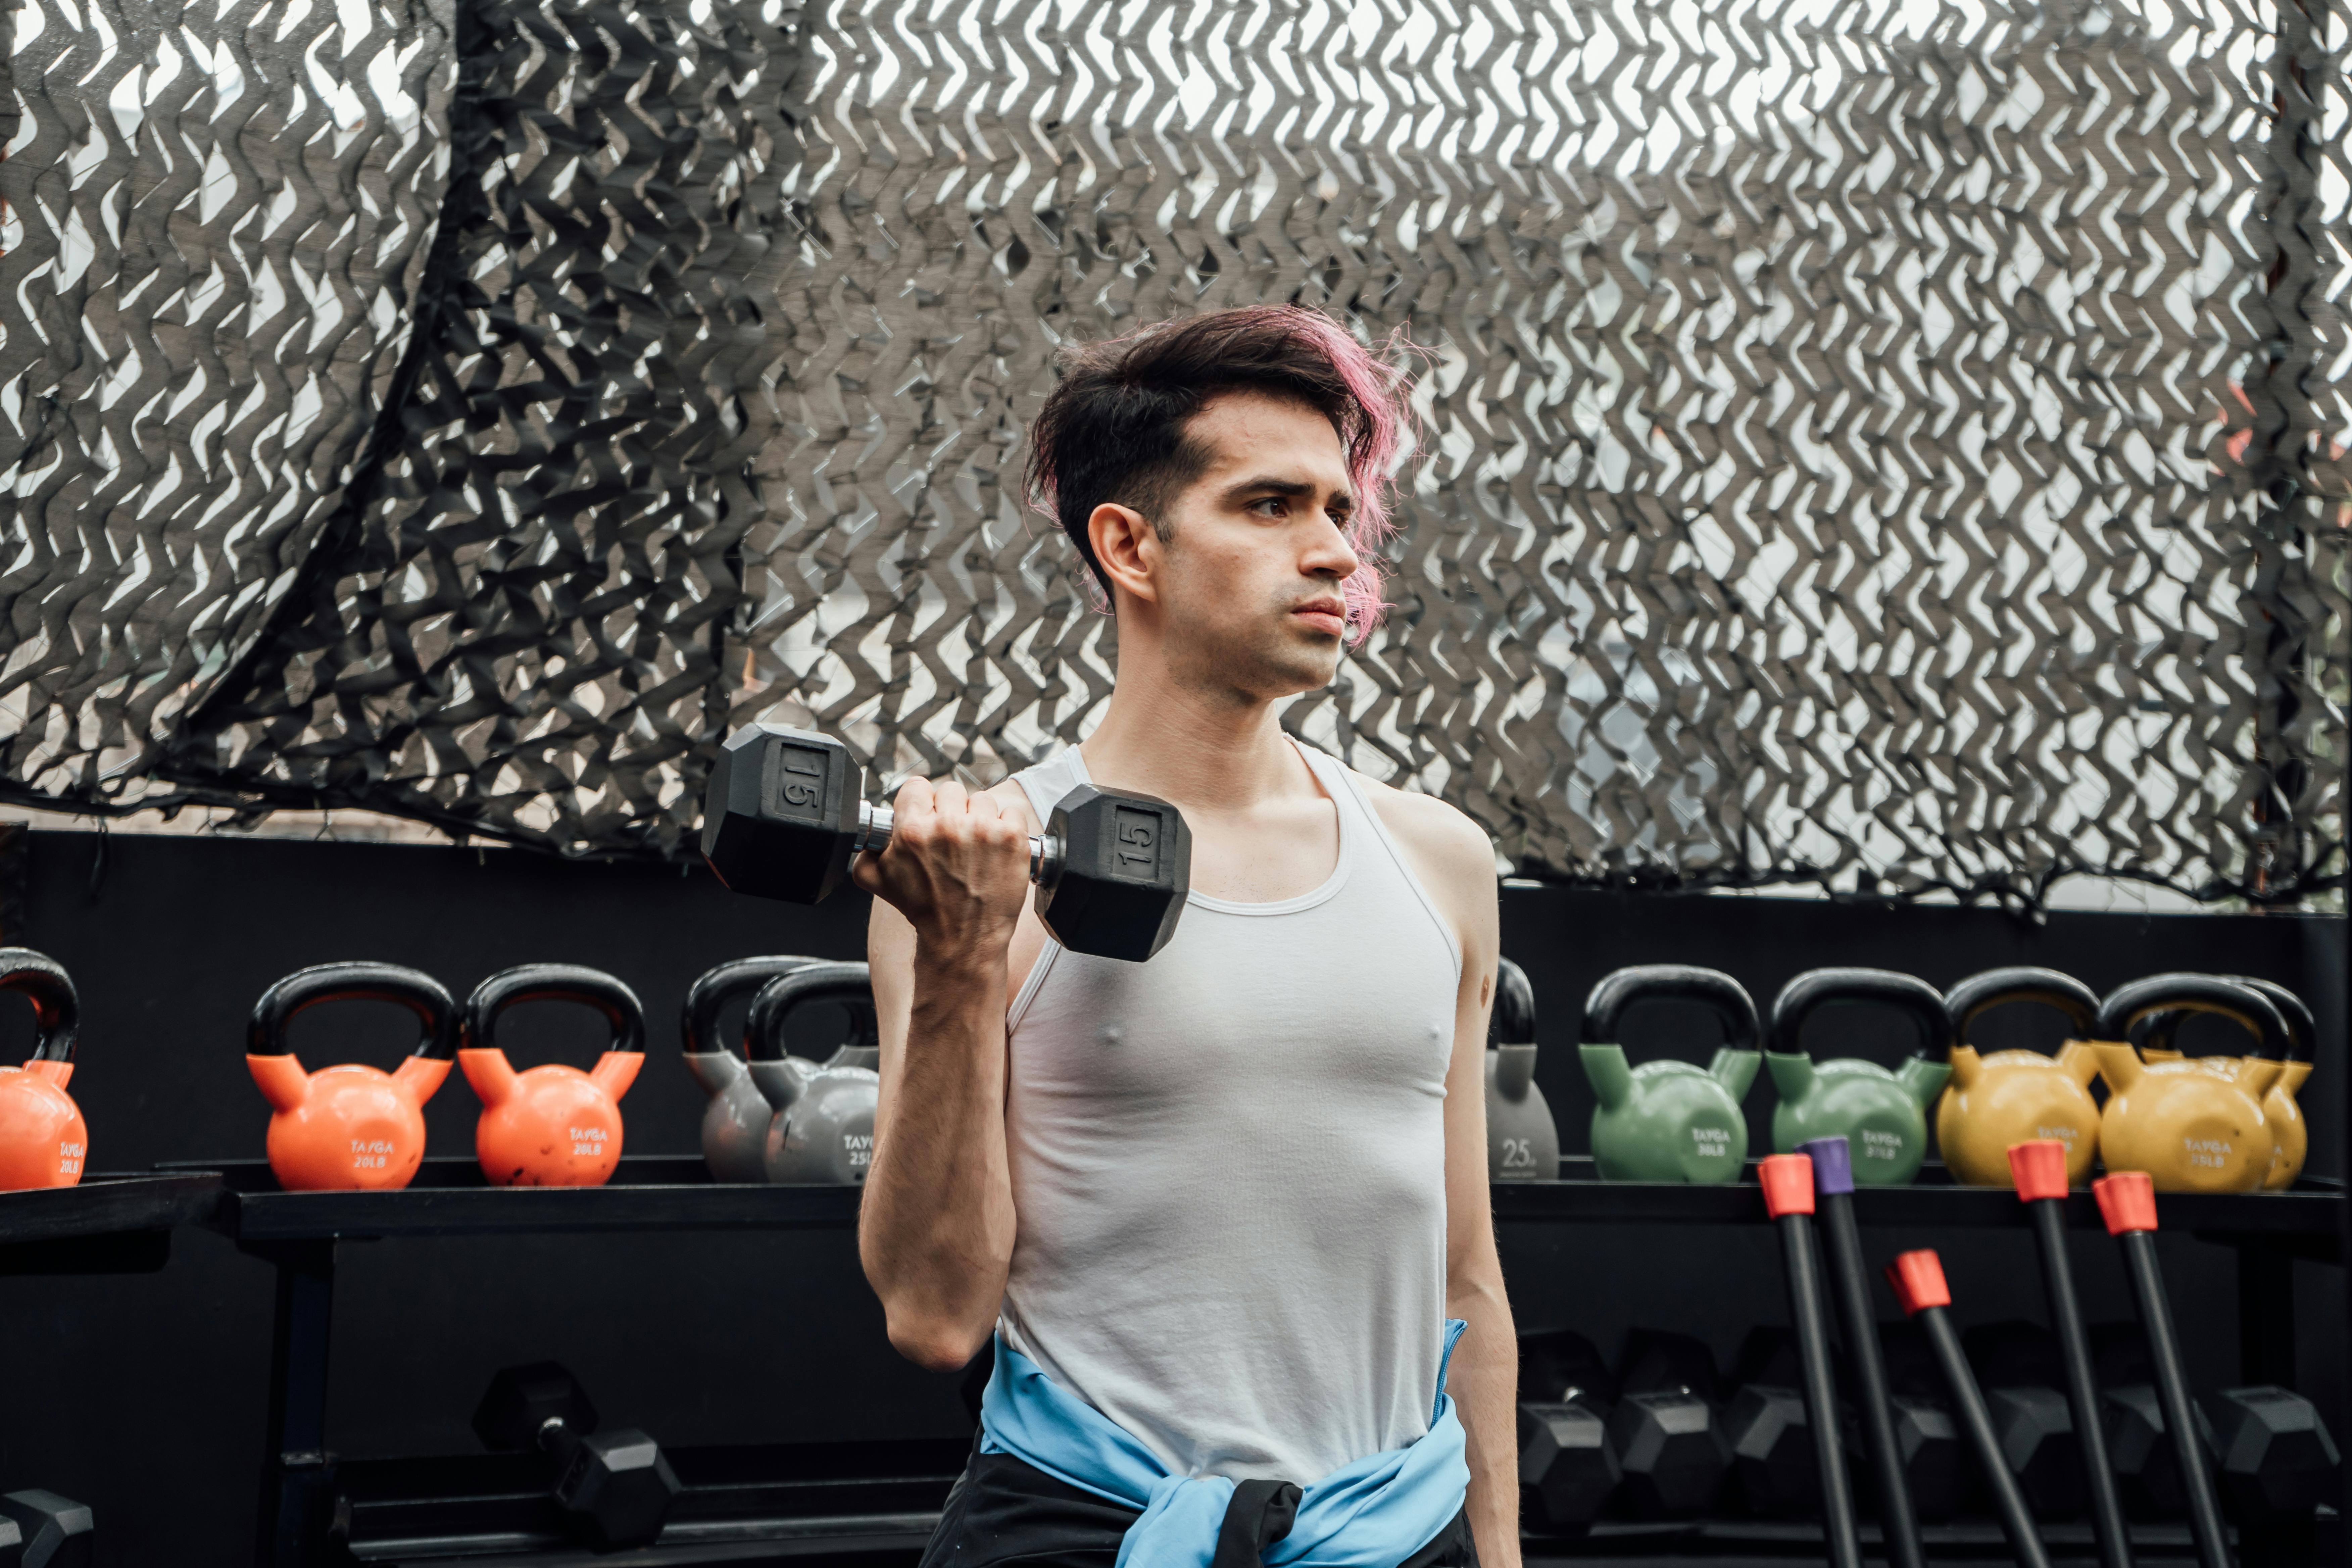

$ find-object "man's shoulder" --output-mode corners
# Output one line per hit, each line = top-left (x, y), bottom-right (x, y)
(1351, 772), (1496, 885)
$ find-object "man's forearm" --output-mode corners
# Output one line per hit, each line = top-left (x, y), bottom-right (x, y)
(1448, 1271), (1521, 1568)
(859, 946), (1020, 1371)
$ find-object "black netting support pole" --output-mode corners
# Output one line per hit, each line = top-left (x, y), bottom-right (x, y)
(172, 0), (495, 750)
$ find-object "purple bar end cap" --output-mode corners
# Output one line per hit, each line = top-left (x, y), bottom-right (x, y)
(1797, 1136), (1856, 1195)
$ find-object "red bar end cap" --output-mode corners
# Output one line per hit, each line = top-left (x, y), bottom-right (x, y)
(1885, 1249), (1951, 1316)
(2094, 1171), (2159, 1235)
(2007, 1139), (2070, 1203)
(1759, 1153), (1815, 1219)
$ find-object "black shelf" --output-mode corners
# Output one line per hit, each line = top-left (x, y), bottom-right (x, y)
(162, 1158), (864, 1242)
(0, 1170), (223, 1274)
(1494, 1159), (2347, 1252)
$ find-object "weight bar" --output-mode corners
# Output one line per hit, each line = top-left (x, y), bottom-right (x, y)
(1757, 1153), (1863, 1568)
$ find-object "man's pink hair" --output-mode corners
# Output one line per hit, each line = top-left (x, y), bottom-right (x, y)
(1026, 305), (1417, 644)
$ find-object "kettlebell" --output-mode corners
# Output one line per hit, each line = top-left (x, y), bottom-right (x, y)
(748, 962), (880, 1184)
(0, 949), (86, 1191)
(460, 965), (646, 1187)
(2092, 974), (2289, 1194)
(1763, 968), (1949, 1185)
(1934, 967), (2105, 1188)
(682, 957), (819, 1182)
(247, 962), (458, 1191)
(2134, 976), (2315, 1191)
(1578, 965), (1761, 1184)
(1487, 957), (1559, 1182)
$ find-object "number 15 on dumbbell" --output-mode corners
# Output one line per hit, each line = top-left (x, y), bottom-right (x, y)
(702, 727), (1194, 963)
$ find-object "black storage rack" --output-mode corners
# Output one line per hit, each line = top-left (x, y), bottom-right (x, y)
(0, 1170), (224, 1275)
(143, 1154), (2346, 1567)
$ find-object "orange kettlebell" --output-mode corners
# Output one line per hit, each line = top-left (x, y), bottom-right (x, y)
(1934, 967), (2106, 1187)
(2092, 974), (2288, 1194)
(247, 963), (458, 1191)
(459, 964), (645, 1187)
(0, 949), (87, 1190)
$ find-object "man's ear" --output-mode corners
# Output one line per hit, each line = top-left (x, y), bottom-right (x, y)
(1088, 503), (1160, 605)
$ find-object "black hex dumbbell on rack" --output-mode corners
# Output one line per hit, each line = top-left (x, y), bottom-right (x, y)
(1517, 1329), (1621, 1533)
(473, 1363), (681, 1551)
(702, 726), (1193, 962)
(0, 1492), (92, 1568)
(1609, 1330), (1732, 1519)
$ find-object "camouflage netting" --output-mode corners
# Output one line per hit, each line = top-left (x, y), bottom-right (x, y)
(1, 0), (2345, 905)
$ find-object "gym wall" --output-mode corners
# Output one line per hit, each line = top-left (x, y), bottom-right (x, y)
(0, 825), (2339, 1565)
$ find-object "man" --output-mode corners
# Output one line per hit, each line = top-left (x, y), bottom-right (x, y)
(854, 305), (1515, 1568)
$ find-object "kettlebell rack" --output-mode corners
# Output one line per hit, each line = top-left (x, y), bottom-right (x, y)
(65, 1157), (2329, 1567)
(0, 1171), (222, 1276)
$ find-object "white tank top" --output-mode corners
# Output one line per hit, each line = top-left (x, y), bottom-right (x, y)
(1002, 739), (1462, 1483)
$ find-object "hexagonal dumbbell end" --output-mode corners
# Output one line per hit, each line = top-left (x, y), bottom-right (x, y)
(1983, 1385), (2083, 1520)
(1038, 785), (1192, 962)
(473, 1361), (600, 1451)
(701, 727), (864, 903)
(556, 1428), (683, 1551)
(2209, 1386), (2341, 1520)
(1889, 1394), (1971, 1520)
(1725, 1385), (1816, 1518)
(0, 1492), (93, 1568)
(1607, 1390), (1728, 1518)
(1518, 1399), (1619, 1530)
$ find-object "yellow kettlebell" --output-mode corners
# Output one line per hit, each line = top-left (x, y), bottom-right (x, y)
(2092, 974), (2290, 1194)
(1934, 967), (2105, 1187)
(2139, 976), (2316, 1191)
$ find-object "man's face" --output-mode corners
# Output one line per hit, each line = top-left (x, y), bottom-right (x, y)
(1127, 390), (1362, 700)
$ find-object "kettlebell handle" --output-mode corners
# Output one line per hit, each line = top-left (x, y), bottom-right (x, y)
(1489, 958), (1536, 1047)
(1767, 967), (1952, 1059)
(680, 956), (820, 1057)
(2100, 974), (2294, 1062)
(249, 962), (457, 1059)
(747, 962), (878, 1063)
(1578, 964), (1760, 1051)
(1941, 967), (2101, 1051)
(463, 965), (646, 1057)
(0, 948), (79, 1064)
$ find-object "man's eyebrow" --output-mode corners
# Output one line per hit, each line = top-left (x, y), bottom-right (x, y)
(1219, 476), (1355, 510)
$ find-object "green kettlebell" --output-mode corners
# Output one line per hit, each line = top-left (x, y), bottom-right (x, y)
(1579, 965), (1762, 1184)
(1764, 968), (1952, 1185)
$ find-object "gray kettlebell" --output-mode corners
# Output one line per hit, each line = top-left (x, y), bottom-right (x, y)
(681, 956), (818, 1182)
(1487, 957), (1559, 1181)
(749, 962), (881, 1184)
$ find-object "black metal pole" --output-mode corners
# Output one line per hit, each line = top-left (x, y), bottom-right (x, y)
(1889, 1250), (2053, 1568)
(1800, 1137), (1926, 1568)
(2010, 1142), (2133, 1568)
(2099, 1175), (2234, 1568)
(1760, 1154), (1863, 1568)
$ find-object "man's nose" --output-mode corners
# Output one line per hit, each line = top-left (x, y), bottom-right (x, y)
(1304, 510), (1361, 580)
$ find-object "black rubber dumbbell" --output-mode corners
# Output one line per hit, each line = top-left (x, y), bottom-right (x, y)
(1877, 1321), (1974, 1521)
(0, 1492), (93, 1568)
(1517, 1329), (1621, 1532)
(1964, 1320), (2084, 1520)
(701, 726), (1192, 962)
(1608, 1329), (1731, 1518)
(2092, 1320), (2212, 1521)
(473, 1362), (682, 1551)
(1724, 1326), (1843, 1520)
(2209, 1386), (2342, 1521)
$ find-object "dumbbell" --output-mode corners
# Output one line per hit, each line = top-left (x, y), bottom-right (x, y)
(1609, 1329), (1731, 1518)
(0, 1492), (92, 1568)
(473, 1362), (681, 1551)
(1516, 1329), (1621, 1532)
(2209, 1386), (2342, 1521)
(702, 726), (1191, 962)
(1874, 1324), (1974, 1521)
(1723, 1326), (1835, 1520)
(2092, 1322), (2214, 1521)
(1964, 1320), (2084, 1520)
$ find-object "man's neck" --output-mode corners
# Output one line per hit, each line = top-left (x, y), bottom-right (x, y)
(1077, 663), (1313, 816)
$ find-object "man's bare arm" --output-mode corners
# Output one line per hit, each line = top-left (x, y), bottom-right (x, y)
(855, 779), (1031, 1372)
(1377, 784), (1520, 1568)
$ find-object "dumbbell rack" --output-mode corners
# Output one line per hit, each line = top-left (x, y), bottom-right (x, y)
(145, 1158), (2347, 1567)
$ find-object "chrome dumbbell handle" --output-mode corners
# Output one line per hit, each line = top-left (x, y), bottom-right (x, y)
(851, 803), (1062, 887)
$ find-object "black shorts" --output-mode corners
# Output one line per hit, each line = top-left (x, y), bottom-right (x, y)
(916, 1439), (1482, 1568)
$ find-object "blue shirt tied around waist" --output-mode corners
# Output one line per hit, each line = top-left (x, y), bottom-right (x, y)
(978, 1319), (1472, 1568)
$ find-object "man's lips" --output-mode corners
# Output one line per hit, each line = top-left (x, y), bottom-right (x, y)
(1291, 600), (1348, 635)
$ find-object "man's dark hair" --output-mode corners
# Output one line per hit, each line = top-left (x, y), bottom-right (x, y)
(1023, 306), (1410, 641)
